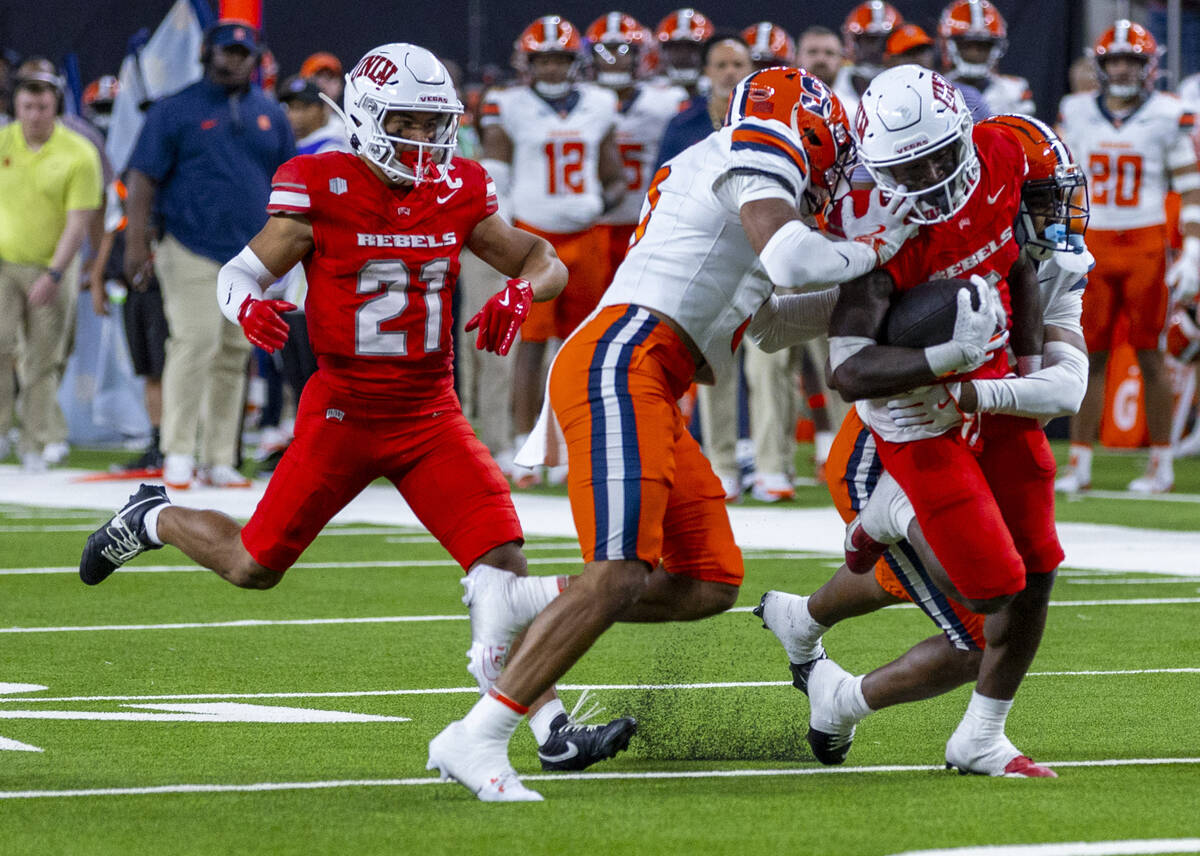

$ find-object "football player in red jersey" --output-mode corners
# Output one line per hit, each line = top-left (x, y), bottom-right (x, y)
(79, 43), (637, 774)
(756, 66), (1063, 771)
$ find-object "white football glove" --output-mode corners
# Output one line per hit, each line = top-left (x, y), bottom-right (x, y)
(924, 276), (1009, 376)
(1166, 236), (1200, 304)
(838, 187), (919, 265)
(886, 382), (964, 431)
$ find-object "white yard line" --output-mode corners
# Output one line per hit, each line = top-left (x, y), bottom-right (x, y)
(2, 669), (1196, 704)
(0, 757), (1197, 800)
(891, 838), (1200, 856)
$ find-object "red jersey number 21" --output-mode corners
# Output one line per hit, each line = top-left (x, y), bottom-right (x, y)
(355, 258), (450, 356)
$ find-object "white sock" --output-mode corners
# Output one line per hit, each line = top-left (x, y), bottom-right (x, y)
(528, 698), (566, 745)
(462, 690), (524, 744)
(1149, 445), (1174, 475)
(512, 574), (565, 621)
(1068, 443), (1093, 480)
(765, 593), (829, 663)
(143, 504), (165, 546)
(834, 674), (874, 723)
(958, 690), (1013, 742)
(814, 430), (834, 464)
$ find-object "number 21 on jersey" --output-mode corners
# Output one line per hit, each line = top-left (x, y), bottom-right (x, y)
(356, 258), (450, 356)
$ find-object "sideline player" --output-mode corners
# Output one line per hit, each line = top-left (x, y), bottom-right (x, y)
(78, 43), (633, 773)
(938, 0), (1035, 116)
(479, 16), (625, 487)
(1056, 21), (1200, 494)
(754, 113), (1090, 776)
(426, 67), (936, 802)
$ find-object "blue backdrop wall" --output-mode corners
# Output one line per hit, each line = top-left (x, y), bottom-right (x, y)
(5, 0), (1082, 122)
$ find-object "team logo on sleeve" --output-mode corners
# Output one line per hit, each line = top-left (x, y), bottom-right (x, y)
(329, 177), (348, 195)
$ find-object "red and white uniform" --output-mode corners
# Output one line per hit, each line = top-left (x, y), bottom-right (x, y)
(1057, 91), (1198, 349)
(598, 83), (688, 270)
(240, 152), (522, 571)
(856, 125), (1064, 601)
(480, 84), (619, 340)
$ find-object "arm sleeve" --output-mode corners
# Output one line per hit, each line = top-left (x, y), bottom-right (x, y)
(757, 218), (878, 290)
(746, 286), (840, 352)
(217, 246), (277, 324)
(971, 340), (1088, 418)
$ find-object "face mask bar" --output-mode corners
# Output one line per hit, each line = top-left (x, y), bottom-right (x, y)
(1017, 166), (1090, 259)
(866, 132), (979, 224)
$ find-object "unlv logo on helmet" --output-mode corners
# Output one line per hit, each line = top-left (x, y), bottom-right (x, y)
(352, 54), (399, 87)
(855, 102), (870, 140)
(930, 73), (959, 112)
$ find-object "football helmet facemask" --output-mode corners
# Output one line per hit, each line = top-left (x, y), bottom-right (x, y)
(586, 13), (651, 90)
(855, 64), (978, 224)
(520, 16), (583, 99)
(655, 8), (715, 86)
(341, 44), (463, 185)
(1092, 20), (1160, 99)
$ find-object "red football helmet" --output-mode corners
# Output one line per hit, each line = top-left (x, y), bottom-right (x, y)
(742, 22), (795, 68)
(842, 2), (903, 65)
(1166, 303), (1200, 363)
(938, 0), (1008, 78)
(1092, 20), (1161, 97)
(980, 114), (1089, 259)
(725, 66), (855, 195)
(586, 13), (653, 88)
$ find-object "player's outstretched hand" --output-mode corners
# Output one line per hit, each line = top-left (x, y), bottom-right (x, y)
(886, 382), (964, 431)
(839, 186), (918, 265)
(466, 278), (533, 356)
(925, 278), (1008, 376)
(1166, 238), (1200, 305)
(237, 296), (296, 353)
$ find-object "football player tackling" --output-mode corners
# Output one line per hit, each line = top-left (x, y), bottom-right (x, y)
(79, 44), (633, 773)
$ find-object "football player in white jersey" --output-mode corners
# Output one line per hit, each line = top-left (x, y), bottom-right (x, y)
(427, 67), (917, 801)
(752, 113), (1091, 777)
(585, 13), (688, 276)
(1056, 21), (1200, 494)
(938, 0), (1035, 116)
(832, 1), (903, 119)
(742, 21), (795, 72)
(654, 8), (715, 99)
(479, 15), (625, 487)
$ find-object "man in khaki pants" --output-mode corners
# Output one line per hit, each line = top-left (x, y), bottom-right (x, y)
(0, 65), (101, 470)
(124, 21), (293, 488)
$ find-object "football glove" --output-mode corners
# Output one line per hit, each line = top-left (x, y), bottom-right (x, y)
(1166, 236), (1200, 304)
(237, 296), (296, 353)
(886, 382), (965, 431)
(924, 276), (1009, 376)
(838, 186), (919, 265)
(465, 278), (533, 356)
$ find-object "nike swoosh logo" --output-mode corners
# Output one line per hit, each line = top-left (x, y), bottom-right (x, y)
(986, 186), (1006, 205)
(538, 742), (579, 763)
(436, 190), (459, 204)
(497, 292), (511, 307)
(864, 224), (886, 236)
(935, 397), (953, 410)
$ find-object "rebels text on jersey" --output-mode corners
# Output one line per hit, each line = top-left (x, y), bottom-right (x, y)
(267, 152), (497, 405)
(882, 123), (1027, 382)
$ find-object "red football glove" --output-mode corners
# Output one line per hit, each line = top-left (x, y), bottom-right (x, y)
(237, 296), (296, 353)
(465, 278), (533, 356)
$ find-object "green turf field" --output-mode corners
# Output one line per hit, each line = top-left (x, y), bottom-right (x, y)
(1, 443), (1198, 855)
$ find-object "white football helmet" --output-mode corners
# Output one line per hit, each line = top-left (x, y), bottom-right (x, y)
(854, 64), (979, 224)
(339, 44), (463, 185)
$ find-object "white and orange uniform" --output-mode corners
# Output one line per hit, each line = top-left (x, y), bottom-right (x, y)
(972, 73), (1035, 116)
(547, 113), (853, 582)
(480, 83), (618, 341)
(1058, 91), (1199, 349)
(597, 83), (688, 274)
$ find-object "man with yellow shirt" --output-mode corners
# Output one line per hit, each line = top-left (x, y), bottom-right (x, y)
(0, 63), (102, 470)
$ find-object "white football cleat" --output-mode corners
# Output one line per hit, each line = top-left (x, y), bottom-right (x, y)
(1127, 464), (1173, 495)
(163, 453), (194, 490)
(462, 566), (535, 645)
(752, 590), (826, 669)
(427, 721), (543, 802)
(945, 730), (1056, 778)
(1053, 467), (1090, 493)
(465, 641), (508, 694)
(805, 658), (859, 765)
(750, 472), (795, 503)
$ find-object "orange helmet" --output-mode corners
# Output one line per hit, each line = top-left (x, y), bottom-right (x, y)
(842, 2), (903, 65)
(655, 8), (715, 44)
(938, 0), (1008, 77)
(586, 13), (653, 87)
(980, 114), (1089, 259)
(519, 15), (583, 55)
(725, 66), (855, 194)
(1166, 303), (1200, 363)
(1092, 20), (1160, 97)
(742, 22), (795, 67)
(83, 75), (119, 108)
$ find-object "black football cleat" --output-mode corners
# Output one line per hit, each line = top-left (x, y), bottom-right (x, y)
(807, 726), (855, 766)
(79, 484), (169, 585)
(537, 713), (638, 772)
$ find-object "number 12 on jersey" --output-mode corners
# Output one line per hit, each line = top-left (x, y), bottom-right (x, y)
(356, 258), (450, 356)
(544, 140), (586, 195)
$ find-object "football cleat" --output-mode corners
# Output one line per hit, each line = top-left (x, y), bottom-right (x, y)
(844, 516), (888, 574)
(750, 472), (796, 503)
(196, 465), (252, 488)
(752, 591), (827, 691)
(462, 565), (536, 646)
(1127, 464), (1173, 495)
(805, 658), (858, 765)
(538, 711), (637, 772)
(427, 721), (543, 802)
(465, 641), (508, 694)
(163, 453), (194, 490)
(79, 484), (169, 585)
(116, 445), (164, 474)
(945, 731), (1057, 778)
(1053, 468), (1090, 493)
